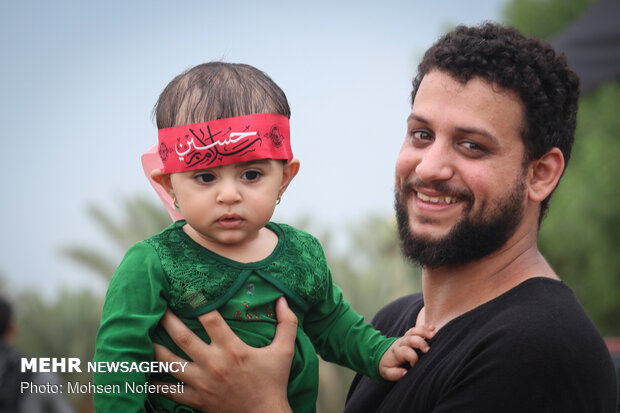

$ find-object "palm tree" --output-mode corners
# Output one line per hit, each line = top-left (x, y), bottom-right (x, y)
(61, 195), (172, 280)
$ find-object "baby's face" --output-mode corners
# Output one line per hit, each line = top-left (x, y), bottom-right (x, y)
(169, 159), (286, 249)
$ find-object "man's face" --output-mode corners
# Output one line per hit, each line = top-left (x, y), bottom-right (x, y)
(394, 70), (529, 268)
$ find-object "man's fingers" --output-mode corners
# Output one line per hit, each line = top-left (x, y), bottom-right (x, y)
(160, 309), (211, 362)
(154, 301), (294, 412)
(153, 343), (192, 383)
(196, 308), (244, 348)
(153, 379), (203, 410)
(153, 342), (180, 364)
(271, 297), (298, 353)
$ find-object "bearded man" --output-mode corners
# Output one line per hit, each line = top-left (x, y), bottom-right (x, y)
(153, 23), (618, 413)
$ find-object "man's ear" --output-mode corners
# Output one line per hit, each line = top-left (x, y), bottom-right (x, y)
(151, 169), (174, 196)
(527, 147), (565, 202)
(279, 159), (301, 196)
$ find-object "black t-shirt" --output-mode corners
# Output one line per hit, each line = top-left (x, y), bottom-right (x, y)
(345, 278), (617, 412)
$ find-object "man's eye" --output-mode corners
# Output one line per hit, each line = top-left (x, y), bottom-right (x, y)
(411, 130), (431, 141)
(242, 170), (262, 181)
(195, 173), (215, 183)
(461, 141), (484, 151)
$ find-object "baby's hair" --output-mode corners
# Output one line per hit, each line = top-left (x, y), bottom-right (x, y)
(154, 62), (291, 129)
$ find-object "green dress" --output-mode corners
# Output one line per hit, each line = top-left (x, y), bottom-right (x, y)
(93, 221), (395, 413)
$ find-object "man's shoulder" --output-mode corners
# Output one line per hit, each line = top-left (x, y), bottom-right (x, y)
(467, 278), (611, 373)
(475, 278), (594, 338)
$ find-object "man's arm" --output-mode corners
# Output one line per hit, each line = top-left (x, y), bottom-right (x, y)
(153, 297), (295, 413)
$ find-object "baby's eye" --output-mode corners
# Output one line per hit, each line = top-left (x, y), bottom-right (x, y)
(242, 170), (262, 181)
(195, 173), (215, 183)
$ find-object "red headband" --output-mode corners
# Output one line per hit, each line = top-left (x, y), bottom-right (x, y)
(157, 113), (292, 174)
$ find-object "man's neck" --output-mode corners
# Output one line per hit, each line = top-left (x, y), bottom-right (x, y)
(417, 227), (558, 330)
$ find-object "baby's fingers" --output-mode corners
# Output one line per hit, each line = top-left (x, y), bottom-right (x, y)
(403, 325), (436, 340)
(382, 366), (409, 381)
(392, 342), (421, 367)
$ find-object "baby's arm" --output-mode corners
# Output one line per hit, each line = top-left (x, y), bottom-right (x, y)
(379, 326), (435, 381)
(93, 242), (169, 412)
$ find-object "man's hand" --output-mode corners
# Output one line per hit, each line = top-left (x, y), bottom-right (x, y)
(153, 296), (296, 413)
(379, 325), (435, 381)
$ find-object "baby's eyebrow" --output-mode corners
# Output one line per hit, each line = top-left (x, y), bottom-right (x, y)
(237, 159), (272, 168)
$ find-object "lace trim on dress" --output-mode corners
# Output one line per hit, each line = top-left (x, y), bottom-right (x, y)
(143, 221), (329, 315)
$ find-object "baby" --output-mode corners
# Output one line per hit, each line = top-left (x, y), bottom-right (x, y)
(93, 62), (433, 413)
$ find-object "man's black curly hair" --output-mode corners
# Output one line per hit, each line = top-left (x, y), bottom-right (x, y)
(411, 22), (580, 220)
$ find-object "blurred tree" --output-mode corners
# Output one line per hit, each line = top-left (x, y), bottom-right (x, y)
(503, 0), (594, 39)
(13, 289), (103, 412)
(307, 215), (421, 412)
(538, 83), (620, 335)
(503, 0), (620, 335)
(61, 195), (171, 281)
(0, 195), (173, 412)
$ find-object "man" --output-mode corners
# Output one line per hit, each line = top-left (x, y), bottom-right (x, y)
(154, 23), (617, 412)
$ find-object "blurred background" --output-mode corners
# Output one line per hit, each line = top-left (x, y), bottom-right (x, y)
(1, 0), (618, 412)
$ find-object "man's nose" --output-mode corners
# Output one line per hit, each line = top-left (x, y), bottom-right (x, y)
(415, 140), (454, 183)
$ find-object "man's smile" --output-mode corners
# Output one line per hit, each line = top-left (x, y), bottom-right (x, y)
(415, 191), (459, 205)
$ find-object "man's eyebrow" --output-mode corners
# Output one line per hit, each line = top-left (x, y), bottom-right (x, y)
(455, 126), (499, 144)
(407, 113), (428, 124)
(407, 113), (499, 144)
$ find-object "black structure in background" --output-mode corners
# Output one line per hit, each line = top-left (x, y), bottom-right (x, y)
(551, 0), (620, 93)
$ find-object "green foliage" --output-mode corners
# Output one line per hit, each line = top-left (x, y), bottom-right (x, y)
(503, 0), (594, 39)
(60, 195), (172, 281)
(14, 291), (101, 363)
(5, 196), (171, 412)
(504, 0), (620, 335)
(11, 288), (103, 412)
(539, 81), (620, 335)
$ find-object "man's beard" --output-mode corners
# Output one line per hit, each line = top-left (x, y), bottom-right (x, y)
(395, 175), (526, 268)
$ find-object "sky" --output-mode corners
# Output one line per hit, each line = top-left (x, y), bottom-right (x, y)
(0, 0), (507, 298)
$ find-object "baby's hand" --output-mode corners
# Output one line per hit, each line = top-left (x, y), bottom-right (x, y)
(379, 325), (435, 381)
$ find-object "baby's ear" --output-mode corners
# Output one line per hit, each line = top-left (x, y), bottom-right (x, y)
(151, 169), (173, 194)
(280, 159), (300, 194)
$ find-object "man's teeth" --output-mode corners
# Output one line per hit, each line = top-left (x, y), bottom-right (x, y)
(417, 192), (458, 204)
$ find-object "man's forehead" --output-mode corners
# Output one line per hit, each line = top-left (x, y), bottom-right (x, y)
(411, 70), (525, 138)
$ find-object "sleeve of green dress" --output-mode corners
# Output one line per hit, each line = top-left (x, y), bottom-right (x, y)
(93, 241), (170, 413)
(301, 239), (396, 382)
